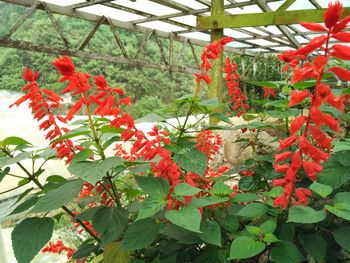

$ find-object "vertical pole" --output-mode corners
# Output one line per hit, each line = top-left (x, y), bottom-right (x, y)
(210, 0), (224, 125)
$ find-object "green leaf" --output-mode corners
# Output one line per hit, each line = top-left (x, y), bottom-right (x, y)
(318, 151), (350, 189)
(174, 183), (201, 196)
(134, 175), (169, 198)
(260, 219), (277, 234)
(189, 196), (229, 208)
(68, 157), (123, 184)
(32, 179), (83, 213)
(288, 206), (325, 224)
(173, 148), (207, 176)
(293, 80), (316, 89)
(0, 167), (10, 183)
(104, 242), (130, 263)
(135, 113), (166, 123)
(333, 226), (350, 251)
(299, 233), (326, 262)
(11, 217), (54, 263)
(122, 218), (159, 250)
(75, 207), (101, 221)
(219, 214), (239, 233)
(72, 243), (98, 260)
(92, 207), (128, 245)
(231, 193), (259, 203)
(271, 241), (304, 263)
(210, 180), (233, 197)
(229, 236), (265, 259)
(333, 139), (350, 152)
(0, 152), (33, 167)
(160, 224), (201, 244)
(235, 203), (269, 218)
(246, 225), (262, 236)
(165, 206), (202, 233)
(71, 149), (94, 163)
(250, 81), (279, 89)
(210, 112), (232, 124)
(198, 220), (221, 247)
(324, 192), (350, 221)
(50, 128), (90, 143)
(136, 197), (167, 221)
(266, 109), (300, 118)
(263, 233), (280, 243)
(309, 182), (333, 198)
(2, 136), (31, 146)
(9, 196), (38, 216)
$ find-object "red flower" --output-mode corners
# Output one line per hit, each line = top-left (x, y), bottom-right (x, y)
(330, 44), (350, 60)
(274, 164), (290, 173)
(328, 66), (350, 81)
(290, 116), (305, 135)
(303, 161), (323, 181)
(299, 136), (329, 163)
(293, 36), (327, 56)
(332, 32), (350, 42)
(219, 36), (234, 45)
(295, 188), (312, 205)
(52, 56), (75, 76)
(23, 68), (38, 82)
(277, 135), (298, 151)
(274, 151), (293, 162)
(240, 170), (254, 177)
(120, 96), (132, 105)
(263, 87), (276, 98)
(333, 15), (350, 33)
(324, 0), (342, 29)
(274, 195), (289, 209)
(300, 22), (326, 32)
(291, 151), (301, 172)
(309, 125), (332, 149)
(288, 90), (310, 107)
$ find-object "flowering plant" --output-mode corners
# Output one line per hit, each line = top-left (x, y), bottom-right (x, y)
(2, 1), (350, 262)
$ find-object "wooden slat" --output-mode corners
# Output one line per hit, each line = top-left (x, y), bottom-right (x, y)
(4, 1), (39, 39)
(79, 16), (106, 50)
(0, 37), (199, 74)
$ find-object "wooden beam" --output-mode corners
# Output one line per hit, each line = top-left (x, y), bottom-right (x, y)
(107, 17), (128, 58)
(79, 16), (106, 50)
(0, 37), (199, 74)
(309, 0), (322, 9)
(131, 0), (282, 24)
(254, 0), (300, 48)
(276, 0), (296, 11)
(1, 0), (250, 55)
(41, 2), (71, 49)
(209, 0), (224, 125)
(67, 0), (111, 9)
(4, 1), (39, 39)
(197, 8), (350, 29)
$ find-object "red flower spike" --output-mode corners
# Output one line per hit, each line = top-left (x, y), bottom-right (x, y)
(120, 96), (132, 105)
(94, 75), (108, 88)
(52, 56), (75, 76)
(274, 164), (290, 173)
(328, 66), (350, 81)
(277, 135), (298, 151)
(273, 195), (289, 209)
(272, 179), (286, 186)
(324, 0), (342, 29)
(299, 136), (329, 163)
(291, 64), (314, 83)
(293, 36), (327, 56)
(333, 15), (350, 33)
(309, 125), (332, 150)
(275, 151), (293, 162)
(263, 87), (276, 98)
(290, 116), (305, 135)
(303, 161), (323, 181)
(23, 68), (38, 82)
(314, 55), (328, 73)
(295, 188), (312, 205)
(331, 44), (350, 60)
(332, 32), (350, 42)
(288, 90), (310, 107)
(300, 22), (326, 32)
(291, 151), (302, 172)
(219, 36), (234, 45)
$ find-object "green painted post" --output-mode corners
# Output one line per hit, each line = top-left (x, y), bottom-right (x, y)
(209, 0), (224, 125)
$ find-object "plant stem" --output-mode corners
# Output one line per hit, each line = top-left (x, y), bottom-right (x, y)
(83, 93), (122, 206)
(1, 148), (101, 243)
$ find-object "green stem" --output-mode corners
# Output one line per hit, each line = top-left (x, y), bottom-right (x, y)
(83, 93), (121, 207)
(1, 148), (101, 243)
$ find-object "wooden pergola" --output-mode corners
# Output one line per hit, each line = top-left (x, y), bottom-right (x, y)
(0, 0), (349, 104)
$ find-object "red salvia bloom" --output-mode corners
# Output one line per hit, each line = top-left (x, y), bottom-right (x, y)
(263, 87), (276, 98)
(324, 0), (342, 29)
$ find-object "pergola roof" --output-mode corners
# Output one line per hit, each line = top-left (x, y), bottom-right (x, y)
(1, 0), (349, 74)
